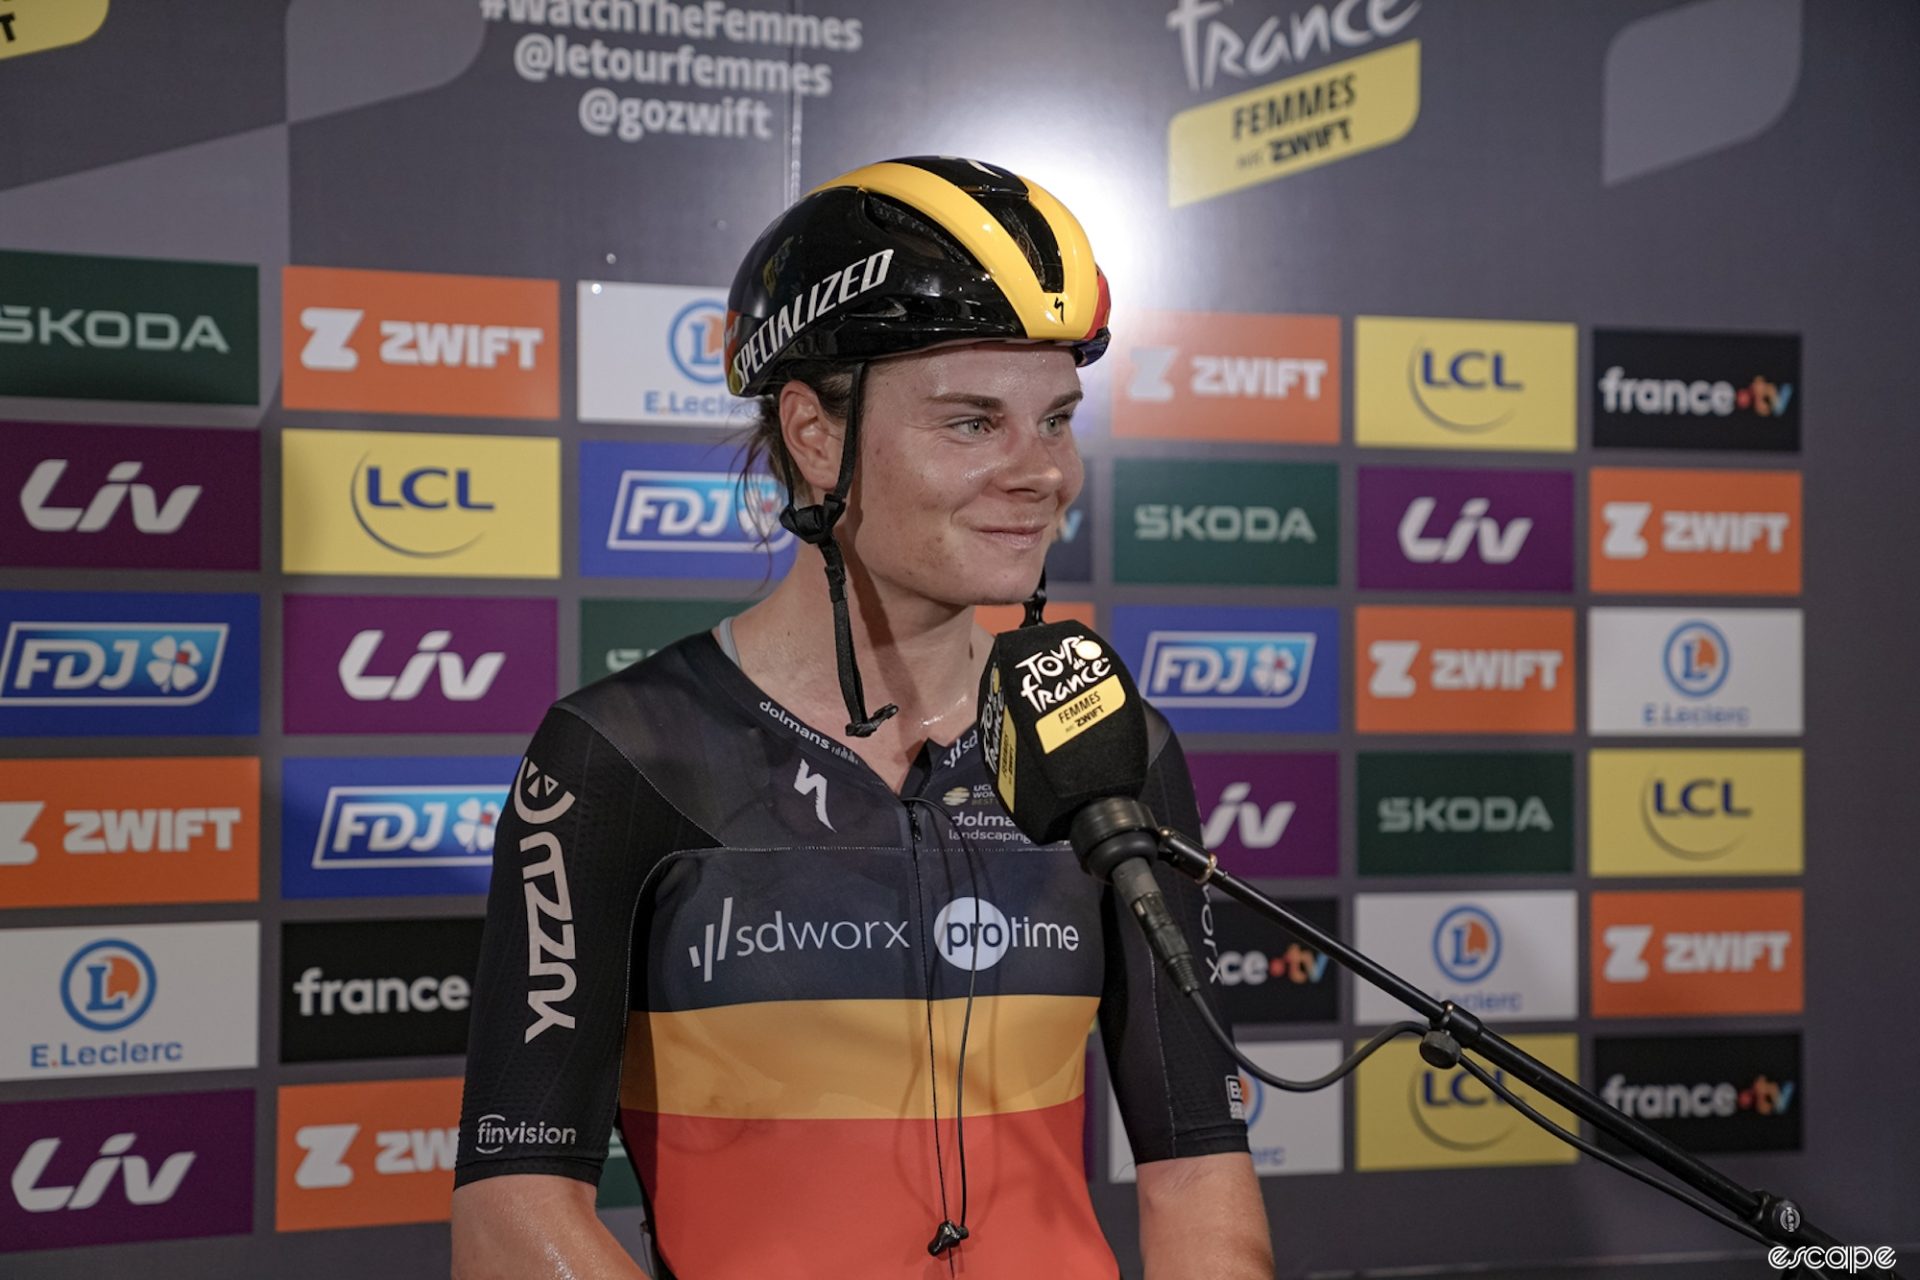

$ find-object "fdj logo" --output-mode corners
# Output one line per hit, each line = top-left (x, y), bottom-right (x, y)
(1142, 632), (1316, 707)
(1663, 621), (1730, 698)
(314, 786), (505, 869)
(349, 455), (494, 559)
(932, 896), (1080, 972)
(608, 470), (791, 553)
(1431, 906), (1501, 983)
(60, 939), (158, 1032)
(668, 300), (727, 384)
(1411, 347), (1524, 433)
(1, 622), (228, 706)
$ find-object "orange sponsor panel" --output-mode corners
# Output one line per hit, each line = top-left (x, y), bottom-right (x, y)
(1110, 310), (1340, 443)
(975, 600), (1096, 634)
(282, 266), (560, 419)
(276, 1078), (464, 1232)
(1355, 606), (1575, 734)
(0, 757), (259, 907)
(1590, 468), (1802, 595)
(1591, 889), (1803, 1017)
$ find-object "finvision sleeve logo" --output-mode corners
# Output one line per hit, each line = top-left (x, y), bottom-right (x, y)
(514, 759), (577, 1042)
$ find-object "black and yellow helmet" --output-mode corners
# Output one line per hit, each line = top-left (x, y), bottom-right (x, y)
(724, 155), (1112, 397)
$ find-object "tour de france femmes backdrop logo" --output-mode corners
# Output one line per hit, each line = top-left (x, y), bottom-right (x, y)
(60, 939), (157, 1032)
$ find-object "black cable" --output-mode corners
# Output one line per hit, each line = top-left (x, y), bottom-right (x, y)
(1184, 992), (1786, 1258)
(1187, 994), (1426, 1092)
(1452, 1055), (1771, 1248)
(901, 812), (957, 1274)
(905, 795), (981, 1250)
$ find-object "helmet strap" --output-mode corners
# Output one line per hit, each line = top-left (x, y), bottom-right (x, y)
(776, 363), (899, 738)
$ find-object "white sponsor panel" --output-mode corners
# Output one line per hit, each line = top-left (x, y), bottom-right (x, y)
(1354, 892), (1577, 1024)
(1589, 608), (1803, 737)
(0, 921), (258, 1081)
(1109, 1039), (1342, 1181)
(576, 281), (750, 426)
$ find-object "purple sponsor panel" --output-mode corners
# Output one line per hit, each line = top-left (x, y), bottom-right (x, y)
(0, 423), (260, 570)
(0, 1089), (253, 1253)
(1186, 752), (1339, 879)
(1357, 466), (1574, 592)
(283, 594), (556, 734)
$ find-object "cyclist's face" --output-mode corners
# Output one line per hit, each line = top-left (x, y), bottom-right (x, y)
(847, 342), (1084, 609)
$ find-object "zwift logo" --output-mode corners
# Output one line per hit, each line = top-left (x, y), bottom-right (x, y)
(0, 623), (228, 707)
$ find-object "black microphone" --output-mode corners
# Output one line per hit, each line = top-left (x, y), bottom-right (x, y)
(976, 620), (1202, 997)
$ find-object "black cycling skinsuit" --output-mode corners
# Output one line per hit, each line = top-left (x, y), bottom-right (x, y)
(454, 631), (1248, 1278)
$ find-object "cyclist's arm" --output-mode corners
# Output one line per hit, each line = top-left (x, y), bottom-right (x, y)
(452, 1175), (650, 1280)
(1099, 715), (1273, 1278)
(452, 705), (658, 1276)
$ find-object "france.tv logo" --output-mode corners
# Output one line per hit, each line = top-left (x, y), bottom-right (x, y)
(0, 592), (258, 736)
(61, 939), (157, 1033)
(580, 441), (797, 579)
(669, 299), (727, 384)
(1112, 605), (1339, 734)
(282, 756), (516, 898)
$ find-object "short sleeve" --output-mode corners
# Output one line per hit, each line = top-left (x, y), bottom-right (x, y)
(1097, 715), (1251, 1166)
(454, 705), (653, 1188)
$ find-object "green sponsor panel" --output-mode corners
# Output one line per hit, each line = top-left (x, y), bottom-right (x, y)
(1113, 458), (1337, 585)
(580, 597), (740, 680)
(1358, 752), (1574, 876)
(0, 249), (258, 403)
(595, 1130), (645, 1209)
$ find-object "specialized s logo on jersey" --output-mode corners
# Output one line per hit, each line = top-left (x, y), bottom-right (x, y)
(514, 758), (577, 1043)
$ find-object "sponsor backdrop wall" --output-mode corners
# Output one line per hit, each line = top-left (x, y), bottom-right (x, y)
(2, 1), (1916, 1276)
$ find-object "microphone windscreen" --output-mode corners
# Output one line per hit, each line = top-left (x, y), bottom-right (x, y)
(977, 620), (1149, 844)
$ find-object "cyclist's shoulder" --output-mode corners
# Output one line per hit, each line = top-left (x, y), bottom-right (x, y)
(551, 630), (738, 765)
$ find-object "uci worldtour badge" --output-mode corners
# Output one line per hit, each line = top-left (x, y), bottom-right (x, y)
(0, 591), (259, 737)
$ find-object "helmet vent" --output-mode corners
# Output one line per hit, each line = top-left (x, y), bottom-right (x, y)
(977, 194), (1063, 294)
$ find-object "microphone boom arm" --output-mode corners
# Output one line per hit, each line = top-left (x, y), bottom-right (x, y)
(1087, 798), (1892, 1278)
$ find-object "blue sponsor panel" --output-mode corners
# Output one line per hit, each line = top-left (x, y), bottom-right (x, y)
(579, 440), (797, 580)
(0, 591), (259, 736)
(1111, 604), (1341, 735)
(281, 755), (518, 898)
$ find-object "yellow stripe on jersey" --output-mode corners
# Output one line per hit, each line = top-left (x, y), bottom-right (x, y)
(621, 994), (1098, 1121)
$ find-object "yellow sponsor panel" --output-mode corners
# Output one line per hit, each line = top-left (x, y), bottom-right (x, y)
(282, 428), (559, 578)
(1355, 316), (1577, 452)
(1355, 1033), (1578, 1171)
(0, 0), (111, 62)
(1590, 749), (1803, 876)
(1036, 675), (1126, 753)
(1167, 41), (1421, 208)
